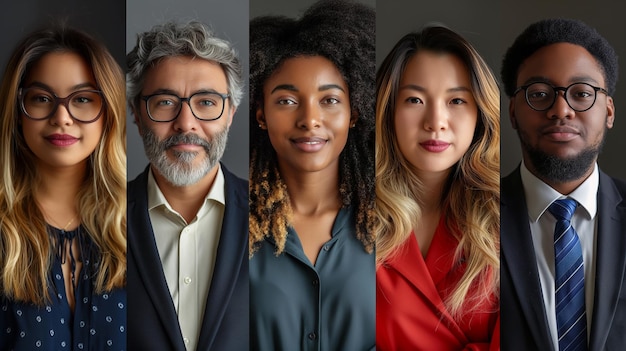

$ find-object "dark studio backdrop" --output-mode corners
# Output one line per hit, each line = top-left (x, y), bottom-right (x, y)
(126, 0), (250, 180)
(0, 0), (125, 72)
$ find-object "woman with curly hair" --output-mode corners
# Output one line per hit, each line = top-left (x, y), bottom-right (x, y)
(0, 25), (126, 350)
(249, 0), (375, 349)
(375, 26), (500, 350)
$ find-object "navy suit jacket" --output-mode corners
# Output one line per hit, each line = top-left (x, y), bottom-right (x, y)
(501, 167), (626, 350)
(127, 164), (249, 351)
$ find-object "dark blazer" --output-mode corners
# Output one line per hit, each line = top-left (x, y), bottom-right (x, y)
(127, 164), (249, 351)
(501, 166), (626, 351)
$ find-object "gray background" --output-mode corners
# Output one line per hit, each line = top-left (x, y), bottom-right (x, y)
(126, 0), (249, 180)
(250, 0), (375, 18)
(0, 0), (125, 100)
(377, 0), (626, 180)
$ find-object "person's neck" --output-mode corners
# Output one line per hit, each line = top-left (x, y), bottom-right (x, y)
(280, 163), (341, 217)
(414, 168), (450, 215)
(35, 160), (86, 228)
(524, 158), (594, 195)
(151, 164), (219, 223)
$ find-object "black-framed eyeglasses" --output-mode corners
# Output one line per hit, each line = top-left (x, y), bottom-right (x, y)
(19, 87), (105, 123)
(141, 91), (230, 122)
(513, 82), (608, 112)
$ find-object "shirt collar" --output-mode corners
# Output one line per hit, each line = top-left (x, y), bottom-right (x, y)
(147, 164), (226, 214)
(520, 160), (598, 222)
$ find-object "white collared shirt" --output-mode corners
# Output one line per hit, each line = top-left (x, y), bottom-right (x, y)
(147, 166), (225, 351)
(521, 161), (597, 351)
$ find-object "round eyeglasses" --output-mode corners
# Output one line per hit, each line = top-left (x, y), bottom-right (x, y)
(513, 82), (608, 112)
(19, 87), (105, 123)
(141, 92), (230, 122)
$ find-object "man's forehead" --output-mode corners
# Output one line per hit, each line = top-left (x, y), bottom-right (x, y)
(142, 55), (227, 90)
(516, 43), (606, 86)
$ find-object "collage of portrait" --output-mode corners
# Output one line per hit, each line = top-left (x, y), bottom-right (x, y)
(0, 0), (624, 350)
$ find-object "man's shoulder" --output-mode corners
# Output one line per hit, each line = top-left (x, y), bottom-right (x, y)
(600, 170), (626, 195)
(127, 166), (150, 195)
(221, 163), (249, 200)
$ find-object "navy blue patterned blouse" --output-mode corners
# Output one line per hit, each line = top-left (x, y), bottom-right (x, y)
(0, 226), (126, 350)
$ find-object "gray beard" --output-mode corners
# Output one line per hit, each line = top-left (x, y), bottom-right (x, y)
(141, 126), (229, 187)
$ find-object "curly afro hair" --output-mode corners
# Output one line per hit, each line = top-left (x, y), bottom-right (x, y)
(501, 18), (618, 97)
(249, 0), (375, 256)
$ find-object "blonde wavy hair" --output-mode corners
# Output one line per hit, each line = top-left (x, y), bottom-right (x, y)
(375, 26), (500, 318)
(0, 26), (126, 305)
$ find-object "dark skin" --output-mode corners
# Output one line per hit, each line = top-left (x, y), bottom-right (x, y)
(509, 43), (615, 195)
(257, 56), (356, 265)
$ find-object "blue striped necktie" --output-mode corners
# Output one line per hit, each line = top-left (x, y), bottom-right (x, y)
(549, 199), (588, 351)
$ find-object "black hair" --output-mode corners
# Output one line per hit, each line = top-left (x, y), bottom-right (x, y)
(501, 18), (618, 96)
(249, 0), (375, 255)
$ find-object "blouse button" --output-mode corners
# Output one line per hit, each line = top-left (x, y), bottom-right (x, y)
(184, 277), (192, 285)
(308, 332), (317, 340)
(323, 245), (330, 251)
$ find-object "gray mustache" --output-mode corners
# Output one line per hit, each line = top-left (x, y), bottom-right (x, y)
(162, 133), (210, 150)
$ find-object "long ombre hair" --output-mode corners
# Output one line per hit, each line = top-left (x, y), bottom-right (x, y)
(375, 26), (500, 318)
(0, 26), (126, 305)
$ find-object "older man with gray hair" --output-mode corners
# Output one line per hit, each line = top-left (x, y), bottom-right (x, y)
(126, 21), (248, 351)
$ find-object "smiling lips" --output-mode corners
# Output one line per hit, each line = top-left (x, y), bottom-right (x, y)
(291, 136), (328, 152)
(419, 140), (450, 153)
(45, 134), (79, 147)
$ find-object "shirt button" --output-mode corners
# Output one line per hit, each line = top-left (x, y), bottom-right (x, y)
(308, 332), (317, 340)
(323, 245), (330, 251)
(312, 279), (319, 286)
(184, 277), (192, 285)
(184, 337), (189, 345)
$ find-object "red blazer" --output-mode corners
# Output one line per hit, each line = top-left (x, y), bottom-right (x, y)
(377, 218), (499, 350)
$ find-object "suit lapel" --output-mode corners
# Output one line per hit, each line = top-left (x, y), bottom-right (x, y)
(128, 168), (186, 350)
(589, 171), (626, 350)
(501, 169), (555, 351)
(196, 165), (248, 350)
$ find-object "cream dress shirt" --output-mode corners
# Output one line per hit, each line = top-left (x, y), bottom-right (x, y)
(147, 166), (225, 351)
(521, 161), (597, 351)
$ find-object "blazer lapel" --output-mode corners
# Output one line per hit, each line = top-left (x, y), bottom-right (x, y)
(128, 167), (186, 350)
(388, 233), (468, 343)
(501, 169), (555, 351)
(589, 171), (626, 350)
(196, 165), (248, 350)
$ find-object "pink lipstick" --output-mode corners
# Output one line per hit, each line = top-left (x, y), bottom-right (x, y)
(419, 140), (450, 153)
(46, 134), (79, 147)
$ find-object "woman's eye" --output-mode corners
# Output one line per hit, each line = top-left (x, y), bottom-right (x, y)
(406, 97), (423, 104)
(277, 99), (296, 105)
(322, 97), (340, 104)
(450, 98), (466, 105)
(73, 96), (93, 104)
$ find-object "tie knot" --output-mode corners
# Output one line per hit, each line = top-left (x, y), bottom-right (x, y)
(548, 198), (577, 221)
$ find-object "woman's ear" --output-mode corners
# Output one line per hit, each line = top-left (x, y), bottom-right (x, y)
(350, 110), (358, 128)
(256, 107), (267, 129)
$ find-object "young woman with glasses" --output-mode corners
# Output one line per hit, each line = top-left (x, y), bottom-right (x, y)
(0, 26), (126, 350)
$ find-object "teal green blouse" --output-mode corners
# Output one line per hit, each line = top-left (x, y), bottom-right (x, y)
(250, 207), (375, 351)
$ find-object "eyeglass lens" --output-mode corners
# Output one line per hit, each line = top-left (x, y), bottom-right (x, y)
(21, 88), (103, 122)
(147, 93), (226, 121)
(525, 82), (598, 111)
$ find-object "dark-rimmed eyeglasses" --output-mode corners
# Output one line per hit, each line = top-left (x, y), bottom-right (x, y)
(19, 87), (104, 123)
(141, 92), (230, 122)
(513, 82), (608, 112)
